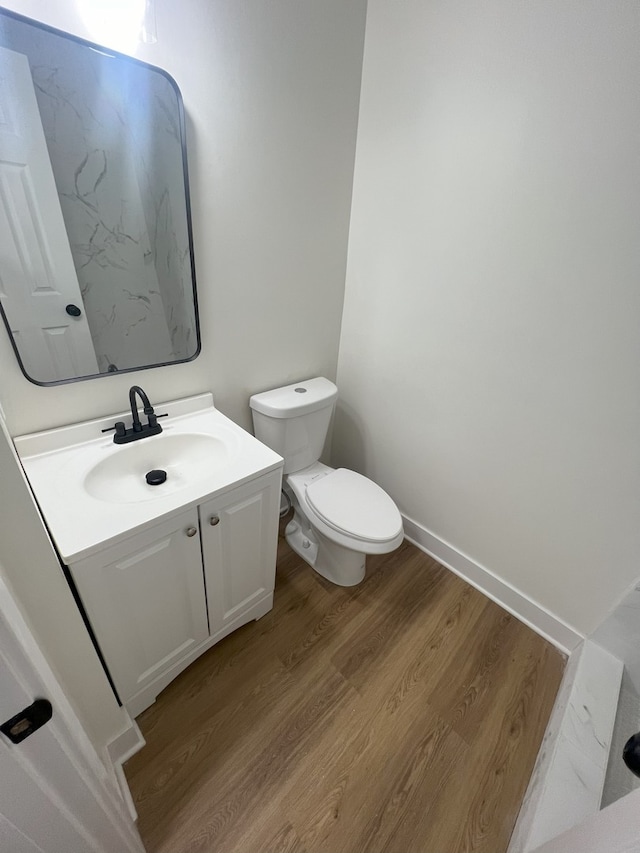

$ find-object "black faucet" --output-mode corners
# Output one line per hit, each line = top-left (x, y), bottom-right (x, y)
(102, 386), (167, 444)
(130, 386), (156, 433)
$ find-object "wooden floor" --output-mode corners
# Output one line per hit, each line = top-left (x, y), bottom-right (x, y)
(125, 527), (565, 853)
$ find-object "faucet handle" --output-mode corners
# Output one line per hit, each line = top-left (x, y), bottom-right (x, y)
(147, 413), (168, 428)
(101, 421), (127, 437)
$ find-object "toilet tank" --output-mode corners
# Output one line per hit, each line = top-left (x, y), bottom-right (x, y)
(249, 377), (338, 474)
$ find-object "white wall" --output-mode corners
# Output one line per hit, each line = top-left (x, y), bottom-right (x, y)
(0, 0), (366, 434)
(334, 0), (640, 635)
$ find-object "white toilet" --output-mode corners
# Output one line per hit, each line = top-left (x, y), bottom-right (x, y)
(250, 377), (403, 586)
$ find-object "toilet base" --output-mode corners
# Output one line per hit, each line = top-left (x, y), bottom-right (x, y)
(285, 511), (366, 587)
(314, 528), (366, 587)
(285, 516), (319, 568)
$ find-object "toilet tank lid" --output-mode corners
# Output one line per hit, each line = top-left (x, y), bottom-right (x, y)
(249, 377), (338, 418)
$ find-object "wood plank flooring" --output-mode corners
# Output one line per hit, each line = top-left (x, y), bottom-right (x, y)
(125, 527), (565, 853)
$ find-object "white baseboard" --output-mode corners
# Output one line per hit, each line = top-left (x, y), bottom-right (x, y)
(402, 514), (583, 655)
(105, 718), (146, 822)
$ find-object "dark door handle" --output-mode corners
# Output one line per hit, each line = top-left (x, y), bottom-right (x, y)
(623, 732), (640, 777)
(1, 699), (53, 744)
(65, 304), (82, 317)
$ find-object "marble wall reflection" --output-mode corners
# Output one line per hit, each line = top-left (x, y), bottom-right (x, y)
(1, 15), (197, 377)
(592, 581), (640, 695)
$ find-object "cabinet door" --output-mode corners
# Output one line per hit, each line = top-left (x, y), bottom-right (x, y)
(70, 508), (208, 704)
(200, 471), (281, 634)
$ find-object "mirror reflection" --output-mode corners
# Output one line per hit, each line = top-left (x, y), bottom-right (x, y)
(0, 8), (199, 385)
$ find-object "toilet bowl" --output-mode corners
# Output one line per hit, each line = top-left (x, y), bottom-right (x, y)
(249, 378), (404, 587)
(284, 463), (404, 586)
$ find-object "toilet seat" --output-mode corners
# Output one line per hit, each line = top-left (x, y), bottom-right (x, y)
(306, 468), (402, 544)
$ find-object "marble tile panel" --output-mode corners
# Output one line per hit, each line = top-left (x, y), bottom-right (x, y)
(526, 732), (604, 850)
(508, 642), (583, 853)
(562, 642), (624, 770)
(509, 641), (623, 853)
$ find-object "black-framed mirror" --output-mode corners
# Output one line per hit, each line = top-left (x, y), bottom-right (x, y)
(0, 7), (200, 385)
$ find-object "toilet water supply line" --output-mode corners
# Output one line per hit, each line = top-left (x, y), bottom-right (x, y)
(280, 489), (292, 517)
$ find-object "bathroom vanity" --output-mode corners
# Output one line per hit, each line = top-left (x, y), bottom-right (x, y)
(15, 394), (283, 717)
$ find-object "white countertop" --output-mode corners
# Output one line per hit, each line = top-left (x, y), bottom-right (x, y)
(15, 393), (283, 564)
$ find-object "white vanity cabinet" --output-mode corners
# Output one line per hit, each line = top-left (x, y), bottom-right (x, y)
(68, 469), (282, 718)
(15, 393), (284, 718)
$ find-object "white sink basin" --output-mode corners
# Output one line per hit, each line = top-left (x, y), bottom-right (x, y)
(83, 432), (232, 503)
(14, 393), (283, 563)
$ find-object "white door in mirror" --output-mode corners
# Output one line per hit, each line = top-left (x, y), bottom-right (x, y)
(0, 46), (99, 381)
